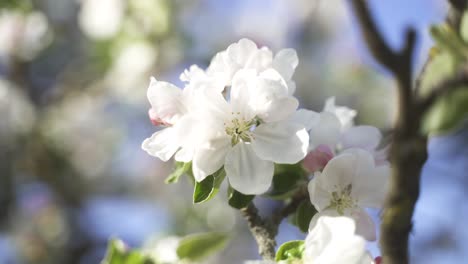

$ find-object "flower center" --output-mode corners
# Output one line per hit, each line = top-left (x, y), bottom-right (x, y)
(224, 112), (256, 146)
(329, 184), (357, 215)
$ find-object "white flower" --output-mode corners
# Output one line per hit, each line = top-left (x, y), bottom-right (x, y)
(308, 149), (390, 241)
(304, 216), (374, 264)
(207, 38), (298, 93)
(141, 76), (221, 163)
(192, 69), (308, 195)
(304, 97), (387, 167)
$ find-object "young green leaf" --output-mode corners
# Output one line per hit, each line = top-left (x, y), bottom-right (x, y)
(101, 239), (154, 264)
(176, 232), (229, 261)
(295, 200), (317, 233)
(266, 163), (307, 200)
(460, 11), (468, 43)
(165, 162), (191, 184)
(193, 168), (226, 204)
(227, 186), (254, 209)
(275, 240), (305, 262)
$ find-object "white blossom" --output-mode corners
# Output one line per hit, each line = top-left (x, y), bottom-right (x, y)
(304, 216), (374, 264)
(308, 149), (390, 241)
(207, 38), (298, 93)
(192, 68), (308, 194)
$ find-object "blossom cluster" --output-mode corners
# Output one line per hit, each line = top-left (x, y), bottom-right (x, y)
(142, 39), (390, 263)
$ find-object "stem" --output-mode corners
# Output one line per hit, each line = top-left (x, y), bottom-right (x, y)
(240, 203), (276, 260)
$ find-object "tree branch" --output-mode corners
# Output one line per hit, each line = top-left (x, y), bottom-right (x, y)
(349, 1), (425, 263)
(240, 203), (276, 260)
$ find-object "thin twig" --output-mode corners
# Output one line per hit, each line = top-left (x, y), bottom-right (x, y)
(240, 203), (276, 260)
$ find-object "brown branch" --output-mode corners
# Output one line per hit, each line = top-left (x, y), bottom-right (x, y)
(349, 1), (425, 263)
(418, 68), (468, 113)
(240, 203), (276, 260)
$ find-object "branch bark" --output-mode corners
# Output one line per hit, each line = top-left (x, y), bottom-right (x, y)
(240, 203), (276, 260)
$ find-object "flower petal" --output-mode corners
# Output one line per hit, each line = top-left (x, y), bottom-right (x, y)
(147, 77), (185, 125)
(308, 112), (341, 149)
(289, 109), (320, 131)
(251, 121), (309, 164)
(323, 97), (357, 130)
(273, 48), (298, 81)
(350, 207), (377, 241)
(141, 127), (179, 162)
(192, 136), (231, 182)
(225, 143), (274, 195)
(341, 125), (382, 150)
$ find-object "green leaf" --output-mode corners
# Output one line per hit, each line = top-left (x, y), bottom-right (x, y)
(295, 200), (317, 233)
(423, 88), (468, 134)
(266, 163), (307, 200)
(101, 239), (153, 264)
(430, 24), (468, 59)
(227, 186), (254, 209)
(193, 168), (226, 204)
(165, 162), (191, 184)
(460, 11), (468, 43)
(275, 240), (305, 262)
(176, 232), (229, 261)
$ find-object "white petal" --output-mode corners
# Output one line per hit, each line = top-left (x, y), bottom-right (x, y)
(256, 96), (299, 123)
(230, 69), (257, 120)
(290, 109), (320, 131)
(141, 127), (179, 162)
(227, 38), (258, 66)
(308, 112), (341, 149)
(315, 151), (356, 191)
(225, 143), (274, 195)
(323, 97), (357, 130)
(245, 47), (273, 70)
(308, 172), (333, 211)
(147, 77), (185, 124)
(341, 125), (382, 150)
(251, 121), (309, 164)
(350, 207), (377, 241)
(305, 215), (367, 264)
(273, 48), (298, 81)
(192, 136), (231, 182)
(344, 149), (390, 208)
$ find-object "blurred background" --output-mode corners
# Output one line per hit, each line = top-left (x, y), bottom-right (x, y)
(0, 0), (467, 263)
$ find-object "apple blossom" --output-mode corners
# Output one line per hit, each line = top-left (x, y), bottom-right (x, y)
(192, 69), (309, 194)
(207, 38), (298, 93)
(308, 149), (390, 241)
(304, 216), (375, 264)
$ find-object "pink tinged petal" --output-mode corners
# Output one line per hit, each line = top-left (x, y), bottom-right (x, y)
(251, 121), (309, 164)
(350, 207), (377, 241)
(273, 48), (298, 81)
(303, 145), (334, 173)
(192, 136), (231, 182)
(225, 143), (274, 195)
(308, 112), (341, 149)
(341, 125), (382, 151)
(147, 77), (185, 125)
(141, 127), (179, 162)
(148, 108), (170, 126)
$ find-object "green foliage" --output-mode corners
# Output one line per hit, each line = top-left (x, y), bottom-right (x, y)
(227, 186), (254, 209)
(176, 232), (229, 261)
(275, 240), (305, 262)
(0, 0), (32, 11)
(419, 20), (468, 134)
(165, 162), (192, 184)
(294, 200), (317, 233)
(267, 163), (307, 200)
(101, 239), (153, 264)
(193, 168), (225, 203)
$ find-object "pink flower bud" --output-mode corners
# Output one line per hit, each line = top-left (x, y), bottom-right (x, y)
(303, 145), (334, 172)
(375, 256), (382, 264)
